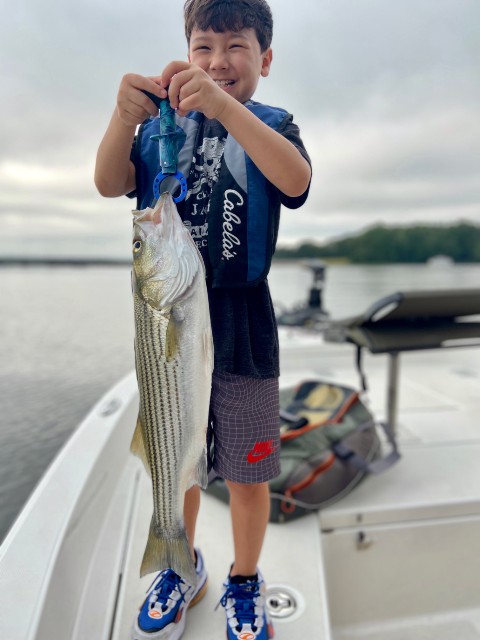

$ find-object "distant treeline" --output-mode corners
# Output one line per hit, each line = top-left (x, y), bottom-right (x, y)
(275, 223), (480, 263)
(0, 257), (130, 267)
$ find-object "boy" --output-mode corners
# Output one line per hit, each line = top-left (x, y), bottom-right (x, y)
(95, 0), (311, 638)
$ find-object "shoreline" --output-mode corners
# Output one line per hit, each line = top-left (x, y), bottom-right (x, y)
(0, 257), (131, 268)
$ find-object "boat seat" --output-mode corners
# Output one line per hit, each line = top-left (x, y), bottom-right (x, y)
(324, 289), (480, 429)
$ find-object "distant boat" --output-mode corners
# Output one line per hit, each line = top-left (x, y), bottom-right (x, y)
(427, 254), (454, 266)
(275, 260), (330, 331)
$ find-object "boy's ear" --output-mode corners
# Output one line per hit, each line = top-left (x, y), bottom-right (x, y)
(261, 48), (273, 78)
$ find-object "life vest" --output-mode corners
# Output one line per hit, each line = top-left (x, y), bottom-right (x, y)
(133, 101), (292, 287)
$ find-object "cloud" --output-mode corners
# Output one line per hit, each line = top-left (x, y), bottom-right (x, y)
(1, 0), (479, 255)
(278, 104), (480, 245)
(307, 106), (480, 208)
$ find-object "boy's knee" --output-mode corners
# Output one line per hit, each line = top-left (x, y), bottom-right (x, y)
(225, 480), (269, 501)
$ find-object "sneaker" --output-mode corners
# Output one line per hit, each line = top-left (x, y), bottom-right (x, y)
(131, 548), (208, 640)
(218, 570), (274, 639)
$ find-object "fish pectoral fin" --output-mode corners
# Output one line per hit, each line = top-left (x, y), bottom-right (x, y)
(140, 520), (196, 584)
(165, 317), (179, 361)
(130, 416), (151, 475)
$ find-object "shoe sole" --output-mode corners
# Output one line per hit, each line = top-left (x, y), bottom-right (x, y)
(189, 578), (208, 607)
(224, 623), (275, 640)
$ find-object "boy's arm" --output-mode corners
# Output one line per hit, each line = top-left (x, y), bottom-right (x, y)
(162, 62), (311, 198)
(216, 99), (311, 198)
(95, 74), (167, 197)
(95, 113), (137, 197)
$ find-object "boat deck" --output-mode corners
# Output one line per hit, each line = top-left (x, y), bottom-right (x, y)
(112, 465), (329, 639)
(2, 332), (480, 639)
(115, 334), (480, 639)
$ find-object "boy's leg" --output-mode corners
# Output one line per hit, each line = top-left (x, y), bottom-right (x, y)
(184, 484), (201, 560)
(226, 481), (270, 576)
(209, 370), (280, 574)
(210, 372), (279, 639)
(221, 480), (274, 640)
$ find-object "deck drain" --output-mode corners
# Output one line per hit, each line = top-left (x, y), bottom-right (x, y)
(265, 585), (305, 621)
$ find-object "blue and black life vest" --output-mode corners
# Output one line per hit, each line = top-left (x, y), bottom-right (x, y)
(133, 101), (292, 288)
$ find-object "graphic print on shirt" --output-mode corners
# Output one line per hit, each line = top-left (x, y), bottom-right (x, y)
(183, 135), (226, 255)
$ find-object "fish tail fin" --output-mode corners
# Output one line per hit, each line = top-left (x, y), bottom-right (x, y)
(140, 521), (196, 585)
(130, 416), (151, 476)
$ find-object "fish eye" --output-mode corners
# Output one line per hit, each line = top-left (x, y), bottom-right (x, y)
(133, 239), (142, 253)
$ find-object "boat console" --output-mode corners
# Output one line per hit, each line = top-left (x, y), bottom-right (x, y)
(324, 288), (480, 429)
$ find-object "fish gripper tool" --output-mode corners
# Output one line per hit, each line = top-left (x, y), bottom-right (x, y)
(142, 90), (187, 204)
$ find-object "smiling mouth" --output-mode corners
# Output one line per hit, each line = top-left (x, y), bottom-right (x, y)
(215, 80), (235, 87)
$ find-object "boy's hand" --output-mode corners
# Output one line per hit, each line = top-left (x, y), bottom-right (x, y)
(116, 74), (168, 127)
(161, 61), (229, 120)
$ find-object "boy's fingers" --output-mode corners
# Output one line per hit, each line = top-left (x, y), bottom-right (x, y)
(132, 76), (167, 116)
(123, 90), (156, 118)
(167, 70), (197, 109)
(160, 60), (192, 89)
(118, 74), (167, 118)
(145, 76), (167, 98)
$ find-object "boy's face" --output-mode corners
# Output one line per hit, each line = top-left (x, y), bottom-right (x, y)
(188, 27), (272, 104)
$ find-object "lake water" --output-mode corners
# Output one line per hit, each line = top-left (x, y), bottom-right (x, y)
(1, 261), (480, 542)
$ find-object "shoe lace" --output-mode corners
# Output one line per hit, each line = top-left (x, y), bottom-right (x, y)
(150, 570), (187, 612)
(218, 581), (261, 632)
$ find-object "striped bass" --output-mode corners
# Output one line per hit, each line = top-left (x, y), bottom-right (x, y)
(130, 192), (213, 584)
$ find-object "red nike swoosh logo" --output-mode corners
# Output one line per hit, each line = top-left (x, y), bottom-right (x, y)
(247, 441), (276, 463)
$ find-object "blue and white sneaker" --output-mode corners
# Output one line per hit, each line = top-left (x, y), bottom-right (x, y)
(131, 549), (208, 640)
(219, 569), (274, 639)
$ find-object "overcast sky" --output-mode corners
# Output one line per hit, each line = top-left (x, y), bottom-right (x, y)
(1, 0), (479, 257)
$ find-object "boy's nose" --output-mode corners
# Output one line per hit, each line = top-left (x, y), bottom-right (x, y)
(209, 50), (228, 69)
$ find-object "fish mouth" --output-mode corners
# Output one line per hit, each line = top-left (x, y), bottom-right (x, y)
(133, 192), (170, 225)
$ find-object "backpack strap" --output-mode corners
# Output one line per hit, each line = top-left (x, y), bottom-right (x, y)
(331, 419), (400, 474)
(279, 408), (309, 431)
(356, 345), (369, 391)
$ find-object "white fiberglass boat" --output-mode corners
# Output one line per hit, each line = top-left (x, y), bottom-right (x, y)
(2, 290), (480, 640)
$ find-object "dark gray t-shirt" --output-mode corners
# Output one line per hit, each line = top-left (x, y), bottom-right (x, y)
(131, 113), (311, 378)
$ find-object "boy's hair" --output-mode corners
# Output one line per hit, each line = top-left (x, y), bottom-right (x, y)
(184, 0), (273, 52)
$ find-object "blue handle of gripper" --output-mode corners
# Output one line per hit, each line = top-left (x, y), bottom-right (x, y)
(153, 170), (187, 204)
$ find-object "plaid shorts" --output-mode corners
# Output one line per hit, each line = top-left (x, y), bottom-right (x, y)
(208, 371), (281, 484)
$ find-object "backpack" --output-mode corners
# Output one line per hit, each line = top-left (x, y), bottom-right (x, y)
(207, 379), (400, 523)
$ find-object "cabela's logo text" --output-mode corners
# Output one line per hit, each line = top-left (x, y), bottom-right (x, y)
(222, 189), (243, 260)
